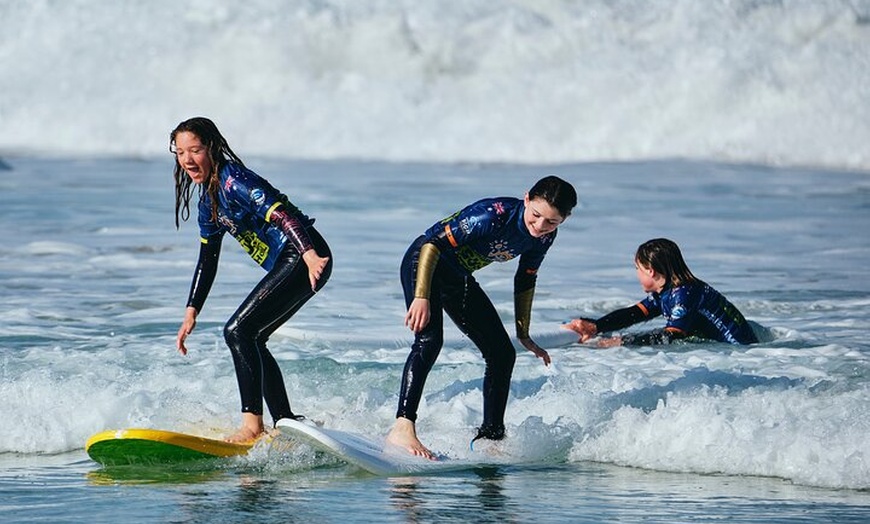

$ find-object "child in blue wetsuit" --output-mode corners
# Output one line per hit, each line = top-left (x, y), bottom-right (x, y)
(171, 117), (332, 443)
(386, 176), (578, 459)
(566, 238), (757, 347)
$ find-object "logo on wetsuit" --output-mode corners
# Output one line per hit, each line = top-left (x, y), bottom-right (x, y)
(487, 239), (517, 262)
(237, 231), (270, 265)
(455, 246), (490, 272)
(217, 214), (271, 266)
(455, 238), (519, 272)
(250, 188), (266, 206)
(456, 214), (477, 237)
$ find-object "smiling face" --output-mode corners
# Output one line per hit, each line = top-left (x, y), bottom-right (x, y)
(172, 131), (213, 185)
(523, 194), (565, 238)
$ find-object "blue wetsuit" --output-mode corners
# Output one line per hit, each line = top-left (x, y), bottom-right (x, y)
(187, 162), (332, 423)
(197, 163), (315, 270)
(422, 197), (552, 275)
(398, 197), (556, 437)
(594, 280), (757, 345)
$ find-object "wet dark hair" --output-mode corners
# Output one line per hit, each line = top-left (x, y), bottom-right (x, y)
(635, 238), (697, 288)
(170, 117), (245, 229)
(528, 175), (577, 218)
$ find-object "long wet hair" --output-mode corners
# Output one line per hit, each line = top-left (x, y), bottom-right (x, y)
(170, 117), (245, 229)
(635, 238), (698, 288)
(528, 175), (578, 218)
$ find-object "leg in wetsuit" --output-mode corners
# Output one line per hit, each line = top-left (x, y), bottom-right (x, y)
(396, 236), (516, 438)
(224, 228), (332, 424)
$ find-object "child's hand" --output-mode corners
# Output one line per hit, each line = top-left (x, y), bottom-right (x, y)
(405, 298), (430, 333)
(302, 249), (330, 291)
(564, 318), (598, 342)
(176, 306), (198, 356)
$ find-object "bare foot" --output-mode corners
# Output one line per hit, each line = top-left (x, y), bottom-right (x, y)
(225, 426), (264, 443)
(385, 417), (436, 460)
(225, 413), (265, 443)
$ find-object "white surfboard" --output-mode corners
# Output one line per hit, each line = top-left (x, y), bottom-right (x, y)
(275, 418), (484, 476)
(511, 324), (578, 351)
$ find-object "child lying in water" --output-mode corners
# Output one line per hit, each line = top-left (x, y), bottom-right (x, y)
(566, 238), (758, 347)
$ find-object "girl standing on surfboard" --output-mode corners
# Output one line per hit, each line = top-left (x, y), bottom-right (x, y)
(386, 176), (577, 459)
(171, 117), (332, 443)
(565, 238), (759, 346)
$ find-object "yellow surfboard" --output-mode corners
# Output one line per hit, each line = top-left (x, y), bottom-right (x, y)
(86, 428), (257, 466)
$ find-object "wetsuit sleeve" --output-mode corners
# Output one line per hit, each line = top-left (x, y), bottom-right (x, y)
(427, 221), (467, 253)
(601, 296), (685, 345)
(413, 242), (441, 299)
(186, 234), (223, 312)
(268, 205), (314, 254)
(514, 267), (537, 339)
(426, 200), (501, 253)
(517, 241), (549, 277)
(595, 303), (652, 333)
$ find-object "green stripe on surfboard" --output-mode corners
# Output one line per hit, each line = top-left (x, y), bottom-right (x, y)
(86, 428), (255, 466)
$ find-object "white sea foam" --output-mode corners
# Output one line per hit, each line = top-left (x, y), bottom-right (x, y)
(0, 1), (868, 170)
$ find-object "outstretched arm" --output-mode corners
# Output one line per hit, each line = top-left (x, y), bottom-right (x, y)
(566, 304), (650, 343)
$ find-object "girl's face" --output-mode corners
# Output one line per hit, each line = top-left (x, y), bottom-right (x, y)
(635, 259), (663, 293)
(173, 131), (213, 184)
(523, 194), (565, 238)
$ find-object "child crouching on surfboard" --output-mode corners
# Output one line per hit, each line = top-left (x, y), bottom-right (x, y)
(171, 117), (332, 443)
(386, 176), (578, 460)
(565, 238), (759, 347)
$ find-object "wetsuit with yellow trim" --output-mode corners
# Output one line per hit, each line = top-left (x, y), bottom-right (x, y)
(590, 280), (757, 345)
(397, 197), (556, 440)
(187, 162), (332, 424)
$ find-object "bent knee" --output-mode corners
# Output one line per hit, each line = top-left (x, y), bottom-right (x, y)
(224, 318), (253, 349)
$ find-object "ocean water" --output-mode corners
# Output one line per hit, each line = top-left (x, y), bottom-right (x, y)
(2, 0), (870, 522)
(1, 157), (869, 522)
